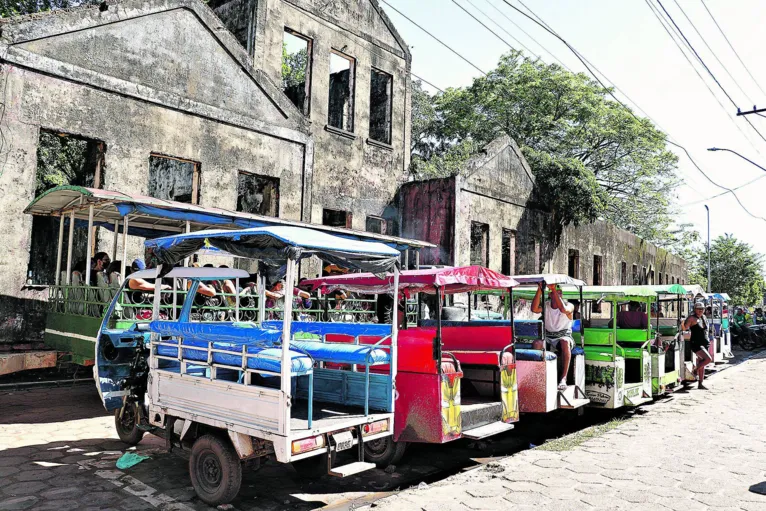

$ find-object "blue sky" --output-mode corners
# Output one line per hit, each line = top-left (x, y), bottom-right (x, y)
(382, 0), (766, 257)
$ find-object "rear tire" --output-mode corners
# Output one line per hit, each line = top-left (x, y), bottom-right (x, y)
(189, 434), (242, 506)
(114, 404), (144, 446)
(363, 437), (407, 468)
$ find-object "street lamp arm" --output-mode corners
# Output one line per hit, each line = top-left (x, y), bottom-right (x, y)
(706, 147), (766, 173)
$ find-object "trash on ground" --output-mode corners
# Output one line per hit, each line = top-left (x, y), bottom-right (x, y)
(116, 452), (150, 469)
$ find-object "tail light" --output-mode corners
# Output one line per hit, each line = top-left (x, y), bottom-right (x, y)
(362, 419), (389, 436)
(291, 435), (325, 455)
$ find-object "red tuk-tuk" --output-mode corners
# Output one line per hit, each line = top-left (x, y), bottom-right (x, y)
(301, 266), (519, 467)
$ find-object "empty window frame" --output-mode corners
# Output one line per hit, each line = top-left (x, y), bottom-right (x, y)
(620, 261), (627, 286)
(632, 264), (638, 285)
(369, 68), (393, 144)
(148, 154), (199, 204)
(282, 28), (312, 115)
(365, 216), (387, 235)
(592, 255), (603, 286)
(568, 249), (580, 279)
(470, 221), (489, 267)
(328, 50), (355, 132)
(28, 130), (106, 284)
(501, 228), (516, 276)
(650, 269), (655, 285)
(237, 172), (279, 217)
(323, 208), (352, 228)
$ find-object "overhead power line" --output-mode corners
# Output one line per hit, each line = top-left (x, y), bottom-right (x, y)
(411, 72), (445, 93)
(700, 0), (766, 99)
(499, 0), (766, 222)
(463, 0), (540, 59)
(450, 0), (517, 52)
(655, 0), (766, 146)
(671, 0), (753, 105)
(378, 0), (487, 76)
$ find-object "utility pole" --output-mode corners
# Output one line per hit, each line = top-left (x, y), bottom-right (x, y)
(705, 204), (711, 293)
(737, 106), (766, 116)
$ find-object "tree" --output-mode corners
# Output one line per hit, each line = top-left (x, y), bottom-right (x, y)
(410, 51), (680, 241)
(1, 0), (96, 17)
(689, 234), (766, 306)
(281, 43), (307, 90)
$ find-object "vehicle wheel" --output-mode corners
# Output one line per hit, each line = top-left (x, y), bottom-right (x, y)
(189, 434), (242, 506)
(114, 404), (144, 446)
(363, 437), (407, 468)
(292, 451), (333, 479)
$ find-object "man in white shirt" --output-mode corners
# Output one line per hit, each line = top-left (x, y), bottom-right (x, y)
(531, 283), (575, 391)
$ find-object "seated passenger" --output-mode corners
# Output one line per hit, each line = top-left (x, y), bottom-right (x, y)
(189, 263), (216, 297)
(128, 259), (170, 292)
(106, 260), (123, 287)
(531, 284), (574, 391)
(90, 252), (111, 286)
(615, 301), (647, 329)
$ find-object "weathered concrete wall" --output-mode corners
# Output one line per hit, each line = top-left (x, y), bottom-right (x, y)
(253, 0), (411, 231)
(0, 0), (312, 345)
(400, 136), (688, 283)
(399, 177), (456, 266)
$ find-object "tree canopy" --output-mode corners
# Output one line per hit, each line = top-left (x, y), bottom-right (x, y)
(687, 234), (766, 306)
(411, 51), (680, 244)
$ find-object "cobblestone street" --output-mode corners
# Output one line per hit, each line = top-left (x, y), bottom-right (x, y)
(368, 352), (766, 511)
(1, 353), (765, 510)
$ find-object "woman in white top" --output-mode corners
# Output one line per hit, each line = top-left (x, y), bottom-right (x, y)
(531, 283), (575, 390)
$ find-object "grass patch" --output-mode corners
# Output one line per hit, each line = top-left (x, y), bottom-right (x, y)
(535, 417), (629, 451)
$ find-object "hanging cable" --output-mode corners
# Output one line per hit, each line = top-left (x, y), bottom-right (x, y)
(700, 0), (766, 99)
(463, 0), (540, 58)
(379, 0), (487, 76)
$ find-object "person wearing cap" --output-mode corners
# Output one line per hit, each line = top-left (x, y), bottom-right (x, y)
(683, 301), (712, 390)
(531, 283), (575, 391)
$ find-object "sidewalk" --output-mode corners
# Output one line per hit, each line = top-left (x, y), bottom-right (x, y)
(367, 354), (766, 511)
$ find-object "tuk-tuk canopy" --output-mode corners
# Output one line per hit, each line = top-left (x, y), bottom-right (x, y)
(512, 274), (587, 287)
(555, 285), (659, 303)
(684, 284), (706, 298)
(145, 226), (401, 276)
(639, 284), (688, 298)
(24, 185), (434, 252)
(300, 265), (519, 295)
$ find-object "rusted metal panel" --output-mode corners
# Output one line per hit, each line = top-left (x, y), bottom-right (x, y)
(399, 177), (456, 266)
(0, 351), (57, 376)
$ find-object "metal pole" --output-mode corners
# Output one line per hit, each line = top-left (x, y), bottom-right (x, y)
(121, 216), (129, 280)
(55, 215), (65, 286)
(84, 205), (94, 287)
(184, 221), (191, 267)
(112, 220), (119, 261)
(705, 204), (711, 293)
(65, 210), (75, 285)
(281, 258), (295, 397)
(391, 266), (400, 408)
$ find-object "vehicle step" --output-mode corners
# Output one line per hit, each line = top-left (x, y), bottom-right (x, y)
(462, 421), (514, 440)
(558, 397), (590, 409)
(624, 395), (652, 407)
(461, 401), (502, 431)
(329, 461), (376, 478)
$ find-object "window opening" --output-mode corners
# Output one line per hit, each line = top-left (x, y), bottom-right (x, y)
(469, 222), (489, 267)
(148, 154), (199, 204)
(323, 208), (352, 228)
(592, 255), (603, 286)
(632, 264), (638, 285)
(620, 261), (627, 286)
(501, 229), (515, 276)
(282, 29), (312, 115)
(237, 172), (279, 217)
(28, 130), (106, 284)
(369, 68), (393, 144)
(568, 249), (580, 279)
(328, 51), (355, 132)
(365, 216), (387, 235)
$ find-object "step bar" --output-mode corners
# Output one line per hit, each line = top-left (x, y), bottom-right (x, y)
(462, 421), (515, 440)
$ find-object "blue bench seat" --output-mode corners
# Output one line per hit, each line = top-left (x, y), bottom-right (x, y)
(291, 340), (390, 366)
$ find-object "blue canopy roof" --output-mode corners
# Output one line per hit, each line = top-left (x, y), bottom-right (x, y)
(145, 226), (401, 278)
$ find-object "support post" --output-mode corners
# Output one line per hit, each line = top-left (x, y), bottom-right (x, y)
(391, 266), (400, 394)
(235, 277), (240, 322)
(281, 259), (295, 398)
(55, 215), (65, 286)
(258, 274), (266, 324)
(84, 205), (94, 287)
(66, 210), (75, 285)
(184, 221), (191, 267)
(121, 216), (129, 280)
(112, 220), (119, 261)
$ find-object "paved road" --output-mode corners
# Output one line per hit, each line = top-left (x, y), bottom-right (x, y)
(367, 352), (766, 511)
(0, 351), (762, 510)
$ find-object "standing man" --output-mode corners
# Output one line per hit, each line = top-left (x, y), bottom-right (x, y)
(683, 302), (713, 390)
(531, 283), (574, 391)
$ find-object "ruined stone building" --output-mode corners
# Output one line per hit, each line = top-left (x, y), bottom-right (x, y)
(399, 136), (687, 286)
(0, 0), (685, 353)
(0, 0), (411, 346)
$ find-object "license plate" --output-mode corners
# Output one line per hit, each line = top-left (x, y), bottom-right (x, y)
(332, 431), (354, 452)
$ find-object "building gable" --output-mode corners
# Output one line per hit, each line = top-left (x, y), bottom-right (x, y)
(461, 136), (536, 206)
(1, 0), (308, 134)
